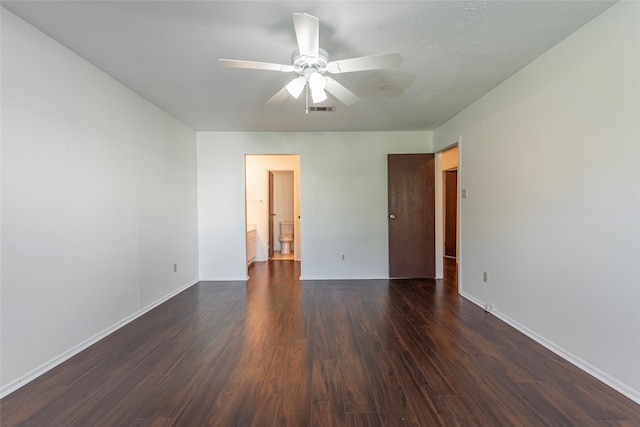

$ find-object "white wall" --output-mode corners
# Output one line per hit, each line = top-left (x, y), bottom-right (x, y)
(245, 155), (300, 260)
(434, 2), (640, 401)
(198, 132), (432, 280)
(1, 10), (199, 395)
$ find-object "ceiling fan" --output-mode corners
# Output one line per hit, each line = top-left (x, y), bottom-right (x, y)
(218, 13), (402, 108)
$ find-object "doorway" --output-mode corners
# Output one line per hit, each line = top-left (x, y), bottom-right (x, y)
(439, 145), (459, 267)
(245, 155), (301, 272)
(436, 144), (464, 278)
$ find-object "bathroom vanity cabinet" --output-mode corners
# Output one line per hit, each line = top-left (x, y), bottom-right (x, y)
(247, 225), (257, 265)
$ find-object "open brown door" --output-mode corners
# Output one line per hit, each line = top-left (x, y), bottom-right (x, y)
(444, 170), (457, 258)
(388, 154), (435, 278)
(268, 171), (275, 259)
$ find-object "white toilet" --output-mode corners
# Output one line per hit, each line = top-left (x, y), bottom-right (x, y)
(279, 221), (294, 255)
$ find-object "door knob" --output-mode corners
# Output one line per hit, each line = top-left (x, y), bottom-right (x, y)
(389, 214), (396, 219)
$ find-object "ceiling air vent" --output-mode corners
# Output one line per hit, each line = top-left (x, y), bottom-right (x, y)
(309, 105), (336, 112)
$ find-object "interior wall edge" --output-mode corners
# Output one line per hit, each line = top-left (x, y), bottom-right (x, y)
(434, 1), (639, 398)
(1, 8), (200, 392)
(459, 291), (640, 405)
(0, 279), (200, 399)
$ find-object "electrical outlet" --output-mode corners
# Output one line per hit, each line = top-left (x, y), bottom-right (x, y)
(461, 188), (468, 199)
(173, 263), (178, 273)
(482, 271), (488, 282)
(341, 254), (345, 261)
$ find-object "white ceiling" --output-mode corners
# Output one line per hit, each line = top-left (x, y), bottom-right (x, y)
(2, 1), (615, 132)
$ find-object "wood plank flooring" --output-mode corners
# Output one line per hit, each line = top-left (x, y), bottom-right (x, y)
(2, 259), (639, 426)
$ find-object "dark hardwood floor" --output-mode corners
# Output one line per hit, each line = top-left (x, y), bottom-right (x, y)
(2, 259), (639, 426)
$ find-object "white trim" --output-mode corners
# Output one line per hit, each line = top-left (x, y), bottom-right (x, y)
(459, 291), (640, 405)
(199, 276), (248, 282)
(459, 290), (484, 307)
(434, 152), (444, 279)
(299, 275), (388, 281)
(0, 279), (199, 398)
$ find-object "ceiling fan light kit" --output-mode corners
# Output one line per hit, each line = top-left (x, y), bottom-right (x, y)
(218, 12), (402, 111)
(286, 76), (306, 99)
(311, 88), (327, 104)
(308, 71), (327, 103)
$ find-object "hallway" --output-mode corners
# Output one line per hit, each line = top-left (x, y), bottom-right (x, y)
(1, 260), (638, 425)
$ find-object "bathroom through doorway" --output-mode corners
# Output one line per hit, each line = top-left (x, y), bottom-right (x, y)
(269, 170), (295, 261)
(245, 155), (301, 268)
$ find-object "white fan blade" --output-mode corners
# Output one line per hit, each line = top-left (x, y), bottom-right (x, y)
(326, 53), (402, 74)
(292, 13), (319, 59)
(267, 85), (291, 104)
(218, 59), (294, 72)
(324, 77), (359, 105)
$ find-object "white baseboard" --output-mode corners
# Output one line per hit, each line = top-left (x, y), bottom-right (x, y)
(459, 290), (485, 308)
(0, 279), (199, 399)
(299, 275), (388, 281)
(198, 276), (248, 281)
(459, 291), (640, 405)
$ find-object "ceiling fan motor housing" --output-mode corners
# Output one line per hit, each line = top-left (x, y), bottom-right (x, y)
(291, 48), (329, 74)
